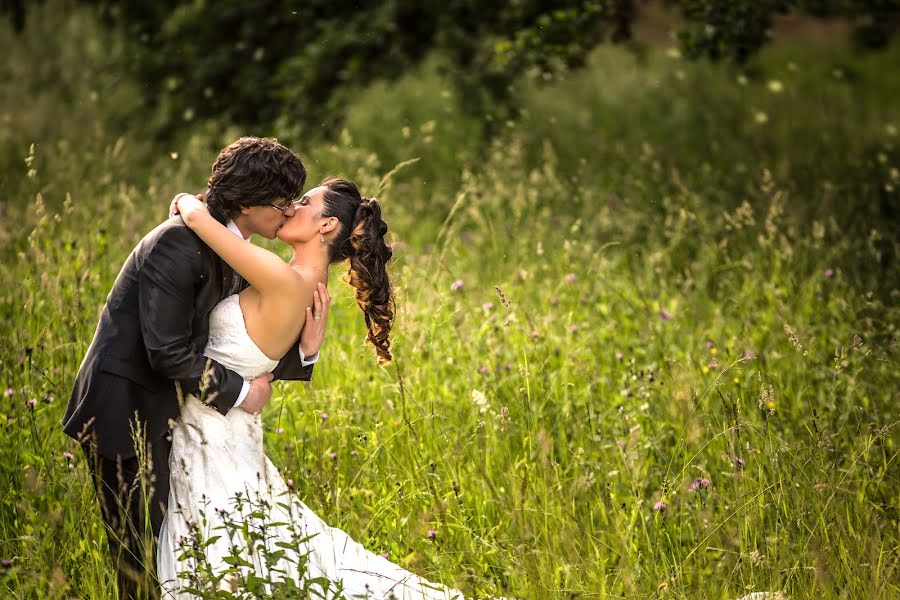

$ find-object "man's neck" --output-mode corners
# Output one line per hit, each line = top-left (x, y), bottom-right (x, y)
(229, 217), (251, 240)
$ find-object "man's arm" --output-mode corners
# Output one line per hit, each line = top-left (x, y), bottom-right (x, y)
(137, 225), (244, 414)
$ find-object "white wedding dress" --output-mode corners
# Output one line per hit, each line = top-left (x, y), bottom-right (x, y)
(157, 294), (463, 599)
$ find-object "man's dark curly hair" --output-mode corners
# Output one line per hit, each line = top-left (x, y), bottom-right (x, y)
(205, 137), (306, 219)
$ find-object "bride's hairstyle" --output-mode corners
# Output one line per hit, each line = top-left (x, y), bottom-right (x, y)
(320, 178), (394, 364)
(205, 137), (306, 219)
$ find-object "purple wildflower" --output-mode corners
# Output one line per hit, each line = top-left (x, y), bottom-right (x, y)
(659, 307), (673, 321)
(26, 398), (37, 408)
(3, 388), (13, 397)
(450, 279), (464, 292)
(277, 428), (284, 434)
(482, 302), (494, 312)
(615, 351), (623, 361)
(568, 324), (579, 333)
(427, 529), (437, 540)
(478, 365), (490, 375)
(706, 340), (715, 349)
(530, 331), (539, 340)
(653, 501), (667, 512)
(0, 558), (10, 568)
(63, 452), (74, 462)
(286, 479), (294, 489)
(331, 451), (338, 461)
(824, 268), (834, 278)
(735, 457), (746, 469)
(708, 358), (719, 369)
(690, 477), (711, 492)
(380, 551), (389, 559)
(564, 273), (577, 283)
(320, 412), (328, 422)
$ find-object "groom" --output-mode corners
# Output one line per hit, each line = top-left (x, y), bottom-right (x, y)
(63, 137), (328, 599)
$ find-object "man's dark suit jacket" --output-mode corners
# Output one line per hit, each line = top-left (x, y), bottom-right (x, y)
(63, 211), (313, 459)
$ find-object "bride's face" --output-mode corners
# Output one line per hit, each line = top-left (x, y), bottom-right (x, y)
(277, 186), (332, 244)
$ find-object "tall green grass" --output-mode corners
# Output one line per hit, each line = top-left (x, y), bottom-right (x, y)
(1, 2), (897, 599)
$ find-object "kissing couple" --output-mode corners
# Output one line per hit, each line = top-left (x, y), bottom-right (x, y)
(63, 137), (464, 599)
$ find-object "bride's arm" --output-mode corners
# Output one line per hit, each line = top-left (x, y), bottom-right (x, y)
(177, 195), (296, 295)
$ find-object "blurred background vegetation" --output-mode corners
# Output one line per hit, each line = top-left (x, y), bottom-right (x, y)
(0, 1), (897, 598)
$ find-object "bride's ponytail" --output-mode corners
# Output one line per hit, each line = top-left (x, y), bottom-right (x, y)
(347, 199), (394, 363)
(321, 179), (394, 364)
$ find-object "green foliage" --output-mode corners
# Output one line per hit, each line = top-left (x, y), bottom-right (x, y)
(35, 0), (893, 136)
(1, 2), (899, 599)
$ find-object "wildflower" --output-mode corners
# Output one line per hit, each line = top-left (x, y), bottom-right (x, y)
(450, 279), (464, 292)
(735, 457), (746, 469)
(824, 268), (834, 278)
(478, 365), (489, 375)
(530, 331), (539, 340)
(3, 388), (12, 397)
(63, 452), (74, 462)
(568, 324), (579, 334)
(706, 341), (715, 349)
(427, 529), (437, 540)
(653, 500), (667, 512)
(380, 552), (389, 559)
(286, 479), (294, 489)
(658, 307), (672, 321)
(471, 389), (489, 414)
(320, 412), (328, 422)
(708, 358), (719, 369)
(331, 451), (338, 461)
(743, 350), (756, 360)
(26, 398), (37, 408)
(482, 302), (494, 312)
(615, 351), (623, 361)
(564, 273), (577, 283)
(690, 477), (711, 492)
(1, 559), (10, 568)
(277, 428), (284, 434)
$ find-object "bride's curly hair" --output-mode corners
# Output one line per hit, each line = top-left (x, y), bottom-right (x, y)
(320, 178), (394, 364)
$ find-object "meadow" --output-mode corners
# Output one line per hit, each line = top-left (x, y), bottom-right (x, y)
(0, 3), (897, 599)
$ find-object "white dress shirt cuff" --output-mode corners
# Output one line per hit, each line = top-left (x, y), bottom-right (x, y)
(299, 347), (319, 367)
(233, 380), (250, 408)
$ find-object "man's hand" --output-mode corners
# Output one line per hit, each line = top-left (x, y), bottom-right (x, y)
(300, 282), (330, 357)
(239, 373), (274, 415)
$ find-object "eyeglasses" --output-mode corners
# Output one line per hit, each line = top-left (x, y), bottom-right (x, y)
(267, 202), (295, 216)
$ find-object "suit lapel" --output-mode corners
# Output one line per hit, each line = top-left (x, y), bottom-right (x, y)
(208, 207), (241, 299)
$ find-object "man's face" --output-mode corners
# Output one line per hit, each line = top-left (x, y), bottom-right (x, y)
(237, 198), (296, 239)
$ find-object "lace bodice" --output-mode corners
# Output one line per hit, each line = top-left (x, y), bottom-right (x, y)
(203, 294), (278, 379)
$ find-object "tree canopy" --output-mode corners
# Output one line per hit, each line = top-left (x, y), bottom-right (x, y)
(7, 0), (897, 134)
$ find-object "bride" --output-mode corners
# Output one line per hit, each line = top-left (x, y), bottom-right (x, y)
(157, 179), (462, 599)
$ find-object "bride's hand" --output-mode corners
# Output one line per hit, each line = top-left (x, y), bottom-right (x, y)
(175, 193), (209, 227)
(168, 192), (199, 217)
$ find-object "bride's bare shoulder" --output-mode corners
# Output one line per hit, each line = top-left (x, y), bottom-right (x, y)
(289, 264), (325, 292)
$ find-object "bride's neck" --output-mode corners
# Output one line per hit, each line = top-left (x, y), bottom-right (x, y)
(289, 243), (330, 281)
